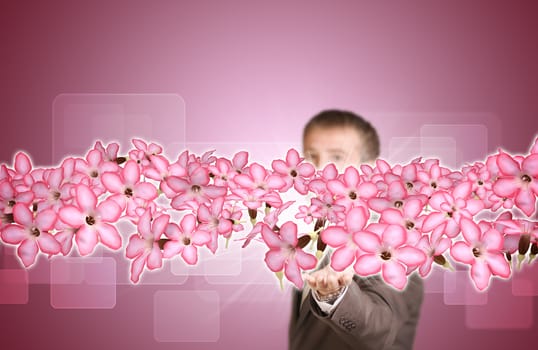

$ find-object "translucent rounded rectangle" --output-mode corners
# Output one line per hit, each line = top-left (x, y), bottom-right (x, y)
(423, 267), (452, 294)
(50, 257), (116, 309)
(153, 290), (220, 342)
(2, 247), (54, 284)
(511, 264), (538, 296)
(52, 93), (186, 163)
(465, 281), (533, 329)
(50, 257), (116, 285)
(388, 136), (457, 167)
(420, 123), (489, 168)
(443, 270), (488, 305)
(204, 244), (279, 285)
(0, 269), (29, 304)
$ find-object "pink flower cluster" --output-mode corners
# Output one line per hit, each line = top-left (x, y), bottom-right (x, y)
(1, 138), (537, 291)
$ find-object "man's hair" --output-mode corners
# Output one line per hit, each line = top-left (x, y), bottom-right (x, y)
(302, 109), (380, 162)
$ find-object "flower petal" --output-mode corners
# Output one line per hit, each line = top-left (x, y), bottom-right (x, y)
(35, 209), (57, 231)
(497, 153), (520, 176)
(126, 235), (145, 259)
(101, 172), (124, 193)
(37, 231), (61, 254)
(284, 258), (303, 289)
(192, 230), (211, 245)
(330, 246), (356, 271)
(354, 254), (382, 276)
(75, 226), (98, 256)
(346, 206), (368, 233)
(382, 225), (406, 248)
(515, 189), (535, 216)
(13, 203), (32, 227)
(147, 245), (163, 269)
(134, 182), (158, 201)
(493, 178), (520, 197)
(321, 227), (349, 247)
(151, 214), (170, 237)
(460, 217), (481, 243)
(482, 229), (503, 251)
(382, 260), (407, 290)
(396, 246), (426, 266)
(450, 241), (474, 264)
(97, 223), (122, 250)
(265, 250), (285, 271)
(354, 231), (381, 253)
(17, 238), (38, 267)
(97, 200), (122, 223)
(295, 249), (317, 270)
(130, 254), (147, 283)
(261, 224), (282, 249)
(279, 221), (298, 246)
(471, 260), (492, 291)
(1, 225), (27, 244)
(15, 152), (32, 175)
(123, 160), (140, 185)
(182, 244), (198, 265)
(76, 185), (97, 212)
(59, 206), (84, 227)
(486, 253), (510, 278)
(180, 214), (196, 235)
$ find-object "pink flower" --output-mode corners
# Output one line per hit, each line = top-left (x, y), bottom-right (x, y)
(162, 214), (211, 265)
(240, 201), (294, 248)
(10, 152), (35, 192)
(58, 184), (123, 255)
(422, 182), (484, 237)
(354, 224), (426, 290)
(0, 180), (34, 213)
(295, 204), (321, 225)
(101, 160), (158, 213)
(492, 151), (538, 216)
(31, 167), (74, 212)
(321, 206), (370, 271)
(125, 210), (170, 283)
(1, 203), (60, 267)
(414, 224), (452, 277)
(166, 166), (227, 210)
(416, 163), (453, 197)
(208, 151), (249, 187)
(229, 163), (286, 212)
(271, 149), (315, 194)
(143, 154), (187, 197)
(368, 181), (427, 213)
(74, 149), (119, 195)
(233, 162), (286, 192)
(128, 138), (163, 167)
(380, 199), (426, 245)
(197, 197), (233, 253)
(307, 163), (339, 195)
(261, 221), (317, 289)
(450, 217), (510, 290)
(310, 193), (346, 224)
(327, 166), (378, 210)
(94, 141), (122, 163)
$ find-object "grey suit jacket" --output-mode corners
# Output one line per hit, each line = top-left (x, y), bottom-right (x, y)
(288, 273), (424, 350)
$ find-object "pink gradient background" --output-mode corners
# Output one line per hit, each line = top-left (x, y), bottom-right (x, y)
(1, 0), (538, 349)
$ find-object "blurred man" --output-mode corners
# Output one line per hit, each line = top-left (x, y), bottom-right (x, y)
(288, 109), (424, 350)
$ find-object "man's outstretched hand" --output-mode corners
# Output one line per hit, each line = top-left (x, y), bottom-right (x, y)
(304, 265), (354, 297)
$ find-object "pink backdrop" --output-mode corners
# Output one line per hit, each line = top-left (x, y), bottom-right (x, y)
(1, 1), (538, 349)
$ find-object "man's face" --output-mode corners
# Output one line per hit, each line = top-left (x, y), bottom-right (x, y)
(303, 126), (364, 171)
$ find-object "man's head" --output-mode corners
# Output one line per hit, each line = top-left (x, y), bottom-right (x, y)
(302, 109), (380, 171)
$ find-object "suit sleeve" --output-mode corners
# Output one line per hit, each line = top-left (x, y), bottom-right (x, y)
(306, 273), (424, 350)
